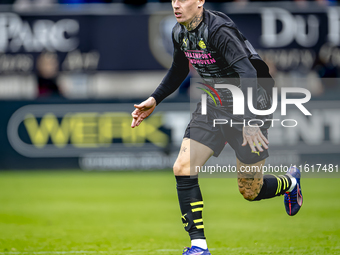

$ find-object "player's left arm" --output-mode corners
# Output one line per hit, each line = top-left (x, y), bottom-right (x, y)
(232, 59), (269, 153)
(211, 26), (268, 152)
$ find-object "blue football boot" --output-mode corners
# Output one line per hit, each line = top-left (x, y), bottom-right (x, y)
(182, 246), (211, 255)
(284, 166), (303, 216)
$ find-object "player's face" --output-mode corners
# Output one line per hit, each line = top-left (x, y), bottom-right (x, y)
(172, 0), (204, 26)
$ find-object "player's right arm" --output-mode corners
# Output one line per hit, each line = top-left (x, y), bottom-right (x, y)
(131, 96), (157, 128)
(131, 32), (189, 128)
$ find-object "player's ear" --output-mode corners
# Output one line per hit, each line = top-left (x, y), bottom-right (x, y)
(198, 0), (204, 8)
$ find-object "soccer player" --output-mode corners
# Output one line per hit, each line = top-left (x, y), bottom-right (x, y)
(131, 1), (303, 254)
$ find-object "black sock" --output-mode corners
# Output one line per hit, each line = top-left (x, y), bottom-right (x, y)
(253, 174), (292, 201)
(176, 176), (205, 240)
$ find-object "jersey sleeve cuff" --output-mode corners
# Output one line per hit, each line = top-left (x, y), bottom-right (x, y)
(150, 93), (161, 105)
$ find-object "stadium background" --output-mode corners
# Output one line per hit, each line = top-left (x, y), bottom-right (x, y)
(0, 0), (340, 170)
(0, 1), (339, 254)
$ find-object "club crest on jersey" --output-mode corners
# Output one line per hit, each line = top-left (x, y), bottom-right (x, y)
(198, 40), (206, 49)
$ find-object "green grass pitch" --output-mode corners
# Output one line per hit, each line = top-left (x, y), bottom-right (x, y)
(0, 170), (339, 255)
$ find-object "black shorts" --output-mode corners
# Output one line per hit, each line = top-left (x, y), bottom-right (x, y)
(184, 103), (269, 164)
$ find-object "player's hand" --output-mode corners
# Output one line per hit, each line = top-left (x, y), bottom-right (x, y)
(131, 97), (157, 128)
(242, 125), (269, 153)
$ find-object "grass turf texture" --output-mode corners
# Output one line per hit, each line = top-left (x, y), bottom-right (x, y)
(0, 171), (339, 255)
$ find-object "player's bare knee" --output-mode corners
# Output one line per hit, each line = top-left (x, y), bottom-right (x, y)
(173, 159), (190, 176)
(237, 159), (264, 201)
(173, 162), (182, 176)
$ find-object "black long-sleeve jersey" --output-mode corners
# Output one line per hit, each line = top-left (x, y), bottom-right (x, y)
(151, 9), (274, 121)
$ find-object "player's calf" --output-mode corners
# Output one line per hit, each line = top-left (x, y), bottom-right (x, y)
(237, 176), (263, 201)
(176, 176), (207, 245)
(237, 158), (295, 201)
(237, 159), (264, 201)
